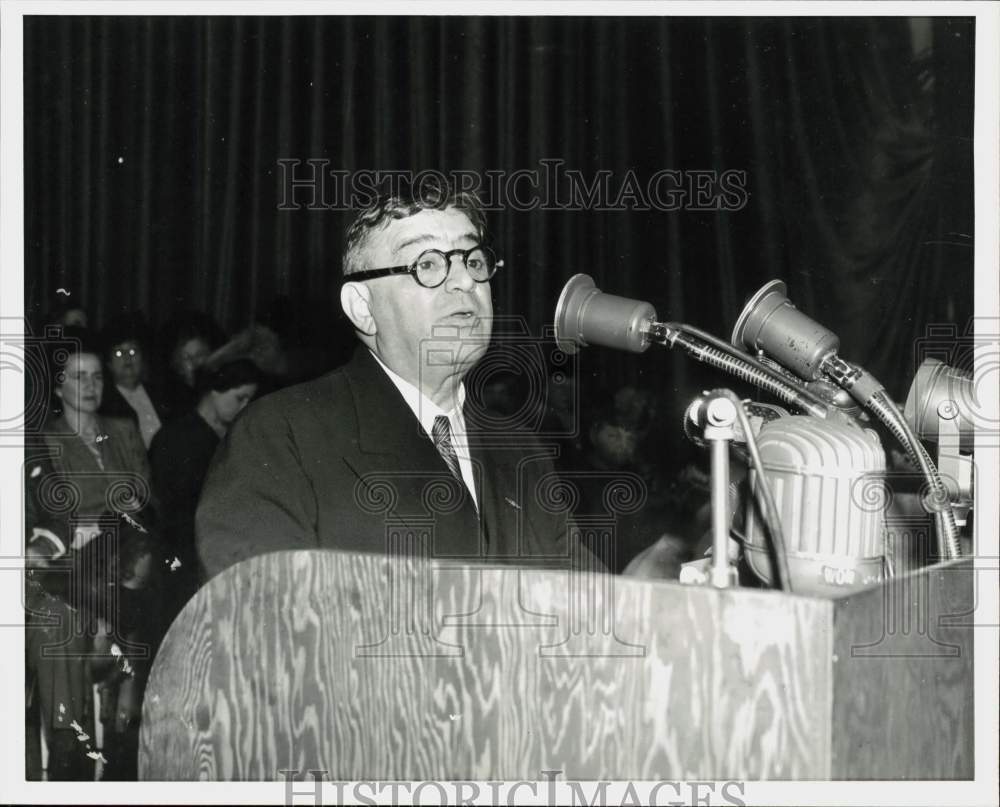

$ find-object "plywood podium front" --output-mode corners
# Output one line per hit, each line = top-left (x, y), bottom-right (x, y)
(138, 550), (973, 781)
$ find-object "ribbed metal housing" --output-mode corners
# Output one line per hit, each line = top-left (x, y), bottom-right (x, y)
(744, 416), (886, 595)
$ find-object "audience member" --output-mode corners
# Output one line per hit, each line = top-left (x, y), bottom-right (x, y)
(257, 294), (345, 382)
(202, 322), (287, 395)
(160, 314), (219, 416)
(99, 313), (168, 448)
(570, 398), (685, 573)
(91, 518), (167, 780)
(43, 294), (89, 331)
(27, 483), (167, 781)
(24, 453), (83, 780)
(149, 359), (260, 609)
(41, 331), (156, 548)
(25, 567), (95, 780)
(24, 496), (113, 782)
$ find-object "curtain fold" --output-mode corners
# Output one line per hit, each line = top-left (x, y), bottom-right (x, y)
(25, 16), (974, 405)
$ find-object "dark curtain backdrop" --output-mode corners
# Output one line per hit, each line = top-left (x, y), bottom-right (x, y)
(24, 16), (974, 406)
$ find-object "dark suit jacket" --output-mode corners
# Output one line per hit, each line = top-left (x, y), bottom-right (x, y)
(196, 347), (595, 579)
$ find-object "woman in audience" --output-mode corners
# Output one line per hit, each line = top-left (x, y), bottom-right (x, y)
(160, 315), (219, 416)
(42, 331), (156, 548)
(99, 313), (168, 448)
(149, 359), (260, 611)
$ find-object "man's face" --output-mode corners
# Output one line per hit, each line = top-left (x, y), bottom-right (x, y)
(108, 340), (143, 390)
(359, 207), (493, 386)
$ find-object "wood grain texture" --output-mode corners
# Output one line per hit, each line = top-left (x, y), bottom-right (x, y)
(139, 550), (833, 780)
(830, 557), (974, 779)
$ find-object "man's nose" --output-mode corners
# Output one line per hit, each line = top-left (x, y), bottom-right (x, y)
(445, 254), (477, 292)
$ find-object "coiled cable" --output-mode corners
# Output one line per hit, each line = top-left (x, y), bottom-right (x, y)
(665, 329), (828, 418)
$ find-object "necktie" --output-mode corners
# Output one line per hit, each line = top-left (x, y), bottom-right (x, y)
(432, 415), (463, 483)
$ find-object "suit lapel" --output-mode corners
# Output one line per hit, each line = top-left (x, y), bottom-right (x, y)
(343, 347), (484, 558)
(344, 347), (435, 459)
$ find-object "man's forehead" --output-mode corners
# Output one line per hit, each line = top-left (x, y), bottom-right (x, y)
(371, 207), (479, 255)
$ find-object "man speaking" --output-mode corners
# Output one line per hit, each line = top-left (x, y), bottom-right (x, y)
(196, 181), (594, 578)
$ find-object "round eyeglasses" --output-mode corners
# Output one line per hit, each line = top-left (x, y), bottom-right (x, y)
(348, 246), (501, 289)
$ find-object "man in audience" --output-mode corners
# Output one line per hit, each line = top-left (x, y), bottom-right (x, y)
(196, 181), (599, 578)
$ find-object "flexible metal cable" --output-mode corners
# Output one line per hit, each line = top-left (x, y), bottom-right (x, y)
(720, 389), (794, 593)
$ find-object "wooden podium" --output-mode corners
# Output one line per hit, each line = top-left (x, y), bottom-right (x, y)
(138, 551), (974, 780)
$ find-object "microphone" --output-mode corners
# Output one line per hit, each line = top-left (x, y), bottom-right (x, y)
(731, 280), (840, 381)
(740, 414), (888, 594)
(903, 357), (978, 517)
(554, 274), (658, 355)
(731, 278), (962, 561)
(904, 358), (976, 453)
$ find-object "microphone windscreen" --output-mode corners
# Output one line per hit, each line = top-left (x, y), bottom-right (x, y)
(554, 274), (658, 355)
(731, 280), (840, 381)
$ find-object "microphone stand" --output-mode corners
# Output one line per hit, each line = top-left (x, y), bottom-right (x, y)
(685, 391), (741, 589)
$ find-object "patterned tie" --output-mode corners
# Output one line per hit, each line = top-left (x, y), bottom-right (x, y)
(431, 415), (463, 483)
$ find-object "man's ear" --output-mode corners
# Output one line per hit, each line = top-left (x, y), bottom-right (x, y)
(340, 281), (377, 336)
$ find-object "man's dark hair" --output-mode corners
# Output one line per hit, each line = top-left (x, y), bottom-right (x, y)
(342, 178), (488, 277)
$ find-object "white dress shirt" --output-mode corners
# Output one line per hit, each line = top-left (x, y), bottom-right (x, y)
(370, 351), (479, 510)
